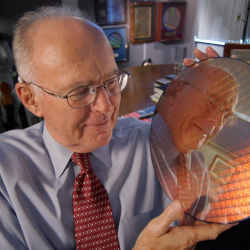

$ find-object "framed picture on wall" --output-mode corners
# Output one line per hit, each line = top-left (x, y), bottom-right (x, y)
(94, 0), (126, 25)
(129, 2), (155, 44)
(156, 2), (186, 42)
(103, 26), (128, 62)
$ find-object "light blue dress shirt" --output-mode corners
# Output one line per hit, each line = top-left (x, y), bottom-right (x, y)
(0, 118), (170, 250)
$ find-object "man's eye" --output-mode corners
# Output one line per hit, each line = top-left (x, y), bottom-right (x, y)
(70, 87), (90, 101)
(106, 79), (117, 89)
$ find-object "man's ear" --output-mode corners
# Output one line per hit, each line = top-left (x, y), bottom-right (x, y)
(15, 83), (43, 117)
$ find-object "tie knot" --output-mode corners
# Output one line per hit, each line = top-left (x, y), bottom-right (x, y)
(72, 152), (91, 173)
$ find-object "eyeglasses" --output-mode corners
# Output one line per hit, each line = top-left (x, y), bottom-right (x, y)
(20, 71), (130, 108)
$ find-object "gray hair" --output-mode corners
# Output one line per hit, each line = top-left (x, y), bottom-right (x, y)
(13, 6), (85, 83)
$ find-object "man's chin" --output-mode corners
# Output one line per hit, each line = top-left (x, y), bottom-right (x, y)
(90, 130), (113, 148)
(67, 130), (113, 153)
(97, 132), (112, 145)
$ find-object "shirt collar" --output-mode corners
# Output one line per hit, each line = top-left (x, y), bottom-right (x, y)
(42, 123), (112, 177)
(43, 124), (72, 177)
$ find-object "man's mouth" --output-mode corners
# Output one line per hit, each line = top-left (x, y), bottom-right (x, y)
(87, 119), (110, 127)
(193, 123), (216, 137)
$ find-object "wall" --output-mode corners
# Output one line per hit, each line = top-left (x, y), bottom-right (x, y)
(196, 0), (248, 42)
(2, 0), (247, 66)
(61, 0), (198, 67)
(0, 0), (200, 67)
(195, 0), (249, 56)
(123, 0), (199, 66)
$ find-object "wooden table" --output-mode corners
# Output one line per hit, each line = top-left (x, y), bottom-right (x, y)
(119, 64), (175, 116)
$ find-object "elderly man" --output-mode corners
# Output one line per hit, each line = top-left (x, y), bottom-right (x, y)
(0, 6), (233, 250)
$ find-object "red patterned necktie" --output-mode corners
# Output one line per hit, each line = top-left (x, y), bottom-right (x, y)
(72, 152), (120, 249)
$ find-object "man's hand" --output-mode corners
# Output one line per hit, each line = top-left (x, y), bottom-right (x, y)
(133, 200), (235, 250)
(183, 47), (219, 67)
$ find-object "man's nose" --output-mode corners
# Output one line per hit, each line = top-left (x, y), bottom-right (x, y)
(90, 87), (114, 113)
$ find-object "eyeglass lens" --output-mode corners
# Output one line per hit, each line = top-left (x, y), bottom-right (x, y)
(68, 73), (128, 108)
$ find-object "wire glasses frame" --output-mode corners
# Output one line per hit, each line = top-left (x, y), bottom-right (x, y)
(19, 71), (130, 108)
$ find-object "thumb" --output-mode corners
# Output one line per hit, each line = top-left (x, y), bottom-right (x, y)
(145, 200), (184, 237)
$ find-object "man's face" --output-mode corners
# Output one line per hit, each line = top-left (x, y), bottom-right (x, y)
(28, 18), (120, 153)
(158, 64), (238, 153)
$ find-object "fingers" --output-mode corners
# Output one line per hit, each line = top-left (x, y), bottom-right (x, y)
(188, 223), (234, 242)
(206, 46), (219, 58)
(134, 200), (237, 250)
(162, 222), (236, 249)
(193, 48), (209, 61)
(133, 201), (184, 250)
(183, 46), (219, 67)
(144, 200), (184, 237)
(194, 47), (219, 61)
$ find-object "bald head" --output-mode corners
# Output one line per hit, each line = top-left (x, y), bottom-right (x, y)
(13, 6), (114, 83)
(28, 17), (113, 86)
(30, 17), (107, 62)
